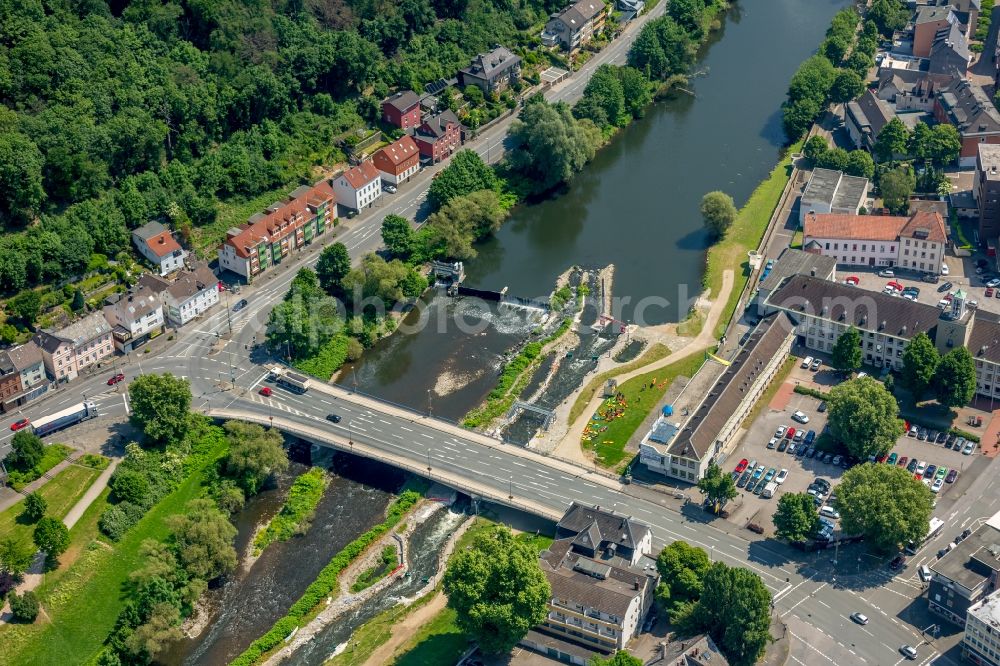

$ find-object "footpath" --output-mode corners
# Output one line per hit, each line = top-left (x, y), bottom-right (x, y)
(0, 449), (86, 513)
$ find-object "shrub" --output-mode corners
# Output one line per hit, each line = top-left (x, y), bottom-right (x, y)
(8, 590), (40, 622)
(98, 502), (147, 541)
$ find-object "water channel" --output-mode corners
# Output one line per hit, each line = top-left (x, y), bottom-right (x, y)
(343, 0), (853, 418)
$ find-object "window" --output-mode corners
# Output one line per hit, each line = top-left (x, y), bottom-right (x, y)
(825, 242), (830, 250)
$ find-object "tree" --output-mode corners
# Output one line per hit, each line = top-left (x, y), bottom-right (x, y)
(342, 253), (428, 308)
(424, 190), (506, 260)
(70, 288), (86, 312)
(5, 431), (44, 471)
(0, 132), (45, 228)
(427, 150), (499, 210)
(576, 65), (627, 128)
(933, 347), (977, 408)
(316, 243), (352, 297)
(8, 290), (42, 327)
(829, 69), (865, 104)
(873, 117), (910, 164)
(655, 540), (710, 613)
(696, 463), (737, 511)
(124, 601), (183, 660)
(128, 373), (192, 445)
(381, 215), (416, 260)
(590, 652), (643, 666)
(7, 590), (40, 623)
(827, 377), (904, 460)
(509, 100), (600, 195)
(837, 463), (933, 552)
(879, 165), (915, 214)
(166, 499), (237, 582)
(821, 35), (851, 65)
(926, 124), (961, 166)
(618, 66), (653, 119)
(868, 0), (909, 37)
(816, 147), (849, 172)
(803, 135), (829, 162)
(831, 326), (862, 373)
(901, 331), (939, 399)
(628, 16), (694, 80)
(692, 564), (772, 666)
(443, 524), (550, 654)
(700, 191), (738, 238)
(0, 538), (35, 580)
(33, 516), (70, 559)
(223, 421), (289, 495)
(845, 150), (875, 179)
(109, 470), (152, 507)
(772, 493), (820, 542)
(21, 492), (47, 523)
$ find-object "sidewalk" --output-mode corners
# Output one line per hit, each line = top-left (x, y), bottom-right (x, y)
(0, 449), (85, 513)
(62, 457), (119, 529)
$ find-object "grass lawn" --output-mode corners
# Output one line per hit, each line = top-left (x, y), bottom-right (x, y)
(326, 592), (439, 666)
(702, 140), (802, 338)
(583, 350), (706, 469)
(0, 465), (101, 546)
(568, 343), (671, 425)
(741, 356), (795, 429)
(7, 444), (73, 491)
(0, 437), (228, 666)
(391, 607), (468, 666)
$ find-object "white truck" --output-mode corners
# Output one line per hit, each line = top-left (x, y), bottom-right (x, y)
(269, 366), (310, 394)
(761, 481), (778, 499)
(31, 401), (99, 437)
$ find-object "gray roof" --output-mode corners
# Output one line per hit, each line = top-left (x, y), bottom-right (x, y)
(937, 79), (1000, 136)
(131, 220), (168, 242)
(55, 312), (112, 347)
(967, 310), (1000, 364)
(759, 247), (837, 293)
(166, 264), (218, 302)
(930, 518), (1000, 595)
(916, 5), (953, 23)
(847, 89), (895, 139)
(928, 22), (970, 76)
(668, 312), (796, 460)
(540, 539), (654, 618)
(137, 273), (171, 295)
(552, 0), (605, 29)
(766, 274), (942, 339)
(802, 168), (869, 211)
(556, 502), (650, 554)
(383, 90), (420, 113)
(0, 351), (15, 376)
(103, 286), (161, 327)
(6, 341), (43, 371)
(460, 46), (521, 80)
(979, 144), (1000, 182)
(416, 109), (461, 142)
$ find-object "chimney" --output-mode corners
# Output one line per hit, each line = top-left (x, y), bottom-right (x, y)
(633, 580), (640, 591)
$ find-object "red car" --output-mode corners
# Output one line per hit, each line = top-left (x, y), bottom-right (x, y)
(10, 418), (30, 432)
(785, 427), (796, 439)
(259, 386), (272, 397)
(987, 288), (994, 298)
(735, 458), (749, 473)
(107, 372), (125, 386)
(845, 276), (859, 285)
(217, 281), (227, 292)
(897, 456), (908, 467)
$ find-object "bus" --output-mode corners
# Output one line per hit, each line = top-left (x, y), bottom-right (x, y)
(905, 517), (945, 555)
(31, 401), (99, 438)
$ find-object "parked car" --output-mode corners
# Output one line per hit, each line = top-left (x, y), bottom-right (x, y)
(775, 469), (788, 484)
(941, 263), (950, 276)
(735, 459), (749, 473)
(938, 281), (953, 292)
(752, 465), (765, 480)
(801, 356), (814, 369)
(810, 358), (821, 371)
(886, 452), (898, 465)
(946, 469), (958, 484)
(831, 454), (843, 466)
(964, 440), (977, 455)
(787, 443), (797, 455)
(936, 431), (947, 444)
(793, 429), (805, 442)
(936, 466), (948, 480)
(907, 425), (918, 437)
(956, 437), (967, 452)
(987, 287), (994, 298)
(775, 425), (787, 438)
(817, 401), (827, 412)
(9, 418), (29, 432)
(913, 460), (924, 474)
(107, 372), (125, 385)
(792, 410), (809, 424)
(804, 430), (816, 445)
(924, 464), (937, 479)
(737, 471), (751, 488)
(844, 276), (859, 285)
(946, 434), (957, 449)
(384, 184), (397, 193)
(931, 478), (944, 493)
(796, 445), (808, 458)
(777, 439), (788, 452)
(764, 468), (776, 483)
(897, 456), (908, 467)
(823, 453), (834, 464)
(921, 273), (939, 284)
(988, 278), (1000, 288)
(820, 505), (840, 519)
(879, 269), (895, 277)
(768, 438), (778, 449)
(890, 554), (905, 570)
(786, 427), (796, 439)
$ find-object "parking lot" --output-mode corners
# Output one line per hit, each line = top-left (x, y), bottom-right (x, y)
(725, 354), (984, 537)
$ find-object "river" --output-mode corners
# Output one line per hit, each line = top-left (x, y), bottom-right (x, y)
(341, 0), (853, 418)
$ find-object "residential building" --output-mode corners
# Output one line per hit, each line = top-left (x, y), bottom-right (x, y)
(876, 67), (944, 112)
(616, 0), (645, 22)
(798, 168), (871, 224)
(6, 342), (47, 404)
(928, 21), (970, 77)
(640, 312), (794, 481)
(542, 0), (608, 51)
(934, 79), (1000, 167)
(755, 248), (838, 317)
(913, 5), (955, 58)
(846, 89), (896, 151)
(413, 110), (462, 163)
(974, 143), (1000, 241)
(218, 179), (336, 282)
(457, 46), (522, 94)
(372, 136), (420, 185)
(132, 221), (186, 276)
(964, 590), (1000, 666)
(527, 503), (657, 658)
(929, 510), (1000, 627)
(104, 286), (165, 353)
(802, 210), (948, 274)
(33, 312), (114, 382)
(140, 264), (220, 327)
(0, 353), (23, 413)
(332, 161), (382, 211)
(381, 90), (422, 130)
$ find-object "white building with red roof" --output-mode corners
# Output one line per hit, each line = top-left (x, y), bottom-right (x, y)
(217, 179), (336, 282)
(372, 136), (420, 185)
(803, 210), (949, 274)
(132, 221), (187, 276)
(332, 161), (382, 211)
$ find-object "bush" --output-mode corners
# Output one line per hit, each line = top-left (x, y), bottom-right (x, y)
(98, 502), (147, 541)
(8, 590), (40, 622)
(793, 385), (828, 400)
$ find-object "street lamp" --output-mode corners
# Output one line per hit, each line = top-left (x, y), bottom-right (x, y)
(427, 389), (433, 418)
(427, 448), (432, 474)
(509, 476), (513, 501)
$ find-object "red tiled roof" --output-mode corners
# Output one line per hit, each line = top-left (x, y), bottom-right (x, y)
(144, 231), (183, 258)
(374, 136), (419, 167)
(804, 212), (913, 242)
(900, 210), (948, 243)
(342, 161), (380, 189)
(224, 180), (336, 258)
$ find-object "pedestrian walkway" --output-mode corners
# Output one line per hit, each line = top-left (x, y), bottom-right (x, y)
(62, 457), (119, 529)
(0, 449), (85, 513)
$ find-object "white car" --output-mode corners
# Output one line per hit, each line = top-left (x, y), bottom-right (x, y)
(900, 645), (918, 660)
(941, 263), (949, 276)
(988, 279), (1000, 288)
(792, 410), (809, 424)
(964, 440), (977, 455)
(850, 612), (869, 625)
(775, 425), (787, 438)
(820, 505), (840, 519)
(931, 478), (944, 493)
(801, 356), (814, 369)
(775, 468), (788, 484)
(879, 269), (895, 278)
(384, 184), (397, 193)
(915, 461), (927, 475)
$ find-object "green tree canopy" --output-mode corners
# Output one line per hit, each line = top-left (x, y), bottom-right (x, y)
(0, 537), (35, 579)
(845, 149), (875, 179)
(827, 377), (903, 460)
(7, 590), (40, 623)
(773, 492), (820, 542)
(442, 524), (550, 654)
(901, 331), (939, 399)
(22, 492), (48, 523)
(33, 516), (70, 559)
(831, 326), (862, 373)
(427, 149), (499, 210)
(873, 117), (910, 163)
(5, 431), (44, 471)
(222, 420), (289, 496)
(829, 69), (865, 104)
(837, 463), (933, 552)
(509, 99), (601, 195)
(628, 16), (695, 80)
(869, 0), (910, 37)
(0, 132), (46, 228)
(267, 267), (344, 359)
(166, 498), (237, 582)
(590, 651), (644, 666)
(684, 563), (772, 666)
(697, 462), (738, 511)
(804, 135), (829, 162)
(424, 190), (506, 260)
(315, 242), (352, 297)
(655, 540), (710, 613)
(381, 215), (416, 261)
(933, 347), (977, 408)
(879, 165), (915, 214)
(128, 373), (192, 445)
(575, 64), (628, 129)
(618, 66), (654, 119)
(342, 253), (428, 308)
(700, 191), (738, 238)
(816, 147), (850, 173)
(910, 123), (961, 166)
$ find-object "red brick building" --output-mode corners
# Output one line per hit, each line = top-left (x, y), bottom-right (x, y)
(382, 90), (422, 130)
(413, 110), (462, 164)
(372, 136), (420, 185)
(933, 78), (1000, 167)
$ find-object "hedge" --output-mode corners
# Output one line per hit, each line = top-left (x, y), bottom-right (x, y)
(792, 385), (828, 400)
(228, 489), (422, 666)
